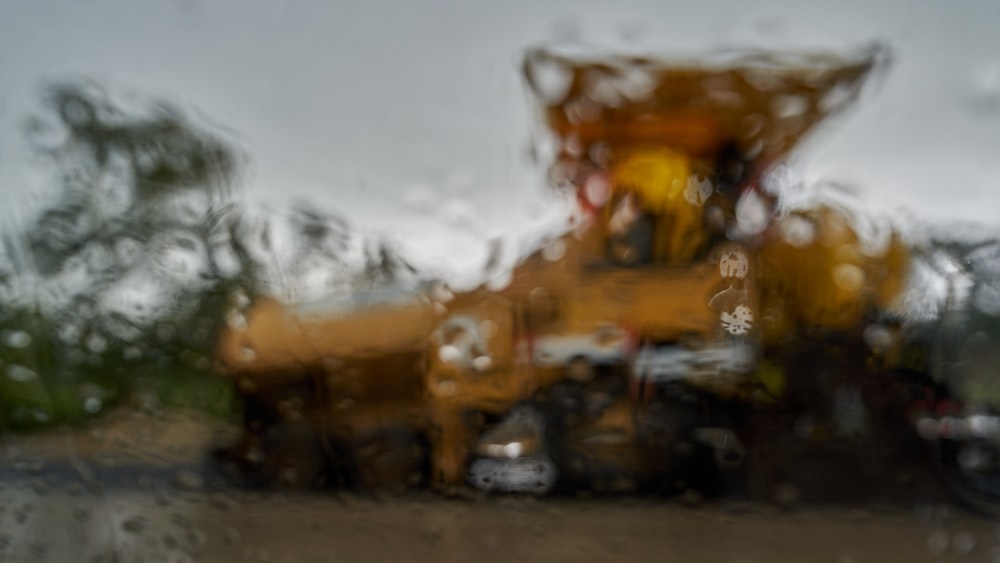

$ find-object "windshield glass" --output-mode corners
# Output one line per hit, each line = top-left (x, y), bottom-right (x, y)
(1, 1), (999, 561)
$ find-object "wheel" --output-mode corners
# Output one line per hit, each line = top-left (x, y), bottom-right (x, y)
(348, 428), (429, 491)
(937, 437), (1000, 516)
(207, 434), (270, 489)
(262, 420), (329, 490)
(208, 421), (320, 490)
(637, 389), (747, 498)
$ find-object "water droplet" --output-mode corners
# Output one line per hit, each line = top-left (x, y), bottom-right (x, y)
(436, 380), (456, 397)
(113, 237), (142, 266)
(706, 89), (744, 107)
(576, 171), (608, 207)
(772, 94), (809, 119)
(952, 531), (976, 555)
(968, 64), (1000, 112)
(526, 53), (574, 105)
(86, 333), (107, 354)
(820, 81), (856, 113)
(29, 477), (49, 495)
(862, 324), (893, 354)
(6, 365), (38, 382)
(471, 355), (492, 371)
(226, 311), (248, 331)
(224, 527), (242, 545)
(542, 240), (566, 262)
(65, 480), (85, 496)
(617, 68), (657, 102)
(833, 263), (865, 292)
(438, 345), (462, 363)
(2, 330), (32, 349)
(927, 529), (949, 555)
(239, 345), (256, 361)
(565, 99), (601, 124)
(83, 242), (114, 272)
(739, 114), (766, 141)
(82, 396), (102, 414)
(58, 323), (82, 345)
(485, 270), (513, 292)
(162, 533), (179, 550)
(122, 515), (149, 534)
(587, 78), (623, 108)
(478, 320), (498, 340)
(744, 67), (783, 92)
(743, 138), (764, 160)
(779, 215), (816, 247)
(973, 282), (1000, 315)
(123, 346), (144, 361)
(187, 529), (208, 549)
(733, 190), (771, 237)
(172, 470), (204, 491)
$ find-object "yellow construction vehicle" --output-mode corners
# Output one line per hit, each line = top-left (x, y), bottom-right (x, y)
(214, 44), (913, 495)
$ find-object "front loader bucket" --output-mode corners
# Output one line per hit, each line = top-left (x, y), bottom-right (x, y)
(523, 44), (887, 182)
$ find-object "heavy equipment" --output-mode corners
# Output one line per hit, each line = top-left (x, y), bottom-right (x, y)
(214, 44), (921, 498)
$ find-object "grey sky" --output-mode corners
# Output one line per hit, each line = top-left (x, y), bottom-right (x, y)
(1, 0), (998, 280)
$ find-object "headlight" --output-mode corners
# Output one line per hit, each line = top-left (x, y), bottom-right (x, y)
(475, 408), (545, 459)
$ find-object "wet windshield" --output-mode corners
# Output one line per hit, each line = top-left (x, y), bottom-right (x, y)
(2, 1), (1000, 561)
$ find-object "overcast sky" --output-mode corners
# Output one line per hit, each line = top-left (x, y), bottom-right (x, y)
(1, 0), (998, 279)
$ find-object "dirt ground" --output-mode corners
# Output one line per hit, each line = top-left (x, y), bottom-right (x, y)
(0, 410), (997, 563)
(1, 483), (996, 562)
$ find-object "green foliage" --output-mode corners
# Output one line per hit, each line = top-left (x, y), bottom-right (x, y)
(0, 81), (252, 430)
(904, 237), (1000, 409)
(0, 80), (476, 432)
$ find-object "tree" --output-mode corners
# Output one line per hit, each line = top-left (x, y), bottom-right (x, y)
(1, 81), (254, 429)
(0, 80), (429, 429)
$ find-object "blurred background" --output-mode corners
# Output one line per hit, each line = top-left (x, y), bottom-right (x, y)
(2, 0), (999, 278)
(1, 1), (999, 561)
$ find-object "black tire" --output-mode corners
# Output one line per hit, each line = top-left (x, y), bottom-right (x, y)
(348, 428), (430, 492)
(262, 420), (329, 490)
(937, 438), (1000, 517)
